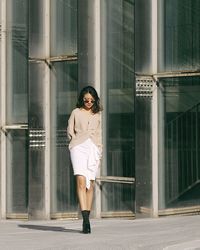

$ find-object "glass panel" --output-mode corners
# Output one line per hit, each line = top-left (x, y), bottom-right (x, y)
(29, 0), (46, 58)
(135, 97), (152, 215)
(29, 62), (46, 129)
(101, 183), (135, 214)
(50, 0), (77, 56)
(135, 0), (152, 73)
(6, 0), (28, 124)
(6, 130), (28, 214)
(77, 0), (95, 85)
(101, 0), (135, 213)
(28, 61), (47, 218)
(163, 0), (200, 71)
(160, 76), (200, 209)
(50, 61), (78, 214)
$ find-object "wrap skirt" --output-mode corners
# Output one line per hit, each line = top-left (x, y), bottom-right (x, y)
(69, 138), (101, 189)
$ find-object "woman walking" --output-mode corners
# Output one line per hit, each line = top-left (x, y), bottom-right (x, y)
(67, 86), (102, 234)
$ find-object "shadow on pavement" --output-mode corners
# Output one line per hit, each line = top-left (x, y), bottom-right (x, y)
(18, 224), (81, 233)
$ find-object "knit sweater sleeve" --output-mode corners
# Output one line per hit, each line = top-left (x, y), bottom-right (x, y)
(67, 110), (75, 141)
(96, 112), (103, 153)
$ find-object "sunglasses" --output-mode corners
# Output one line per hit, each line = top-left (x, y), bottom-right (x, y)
(83, 98), (95, 103)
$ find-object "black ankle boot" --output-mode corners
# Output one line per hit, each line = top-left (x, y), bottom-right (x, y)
(86, 210), (91, 233)
(81, 210), (91, 234)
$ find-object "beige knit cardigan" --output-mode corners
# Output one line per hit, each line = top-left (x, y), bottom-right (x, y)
(67, 108), (102, 151)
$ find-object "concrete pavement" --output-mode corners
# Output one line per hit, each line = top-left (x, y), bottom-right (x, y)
(0, 215), (200, 250)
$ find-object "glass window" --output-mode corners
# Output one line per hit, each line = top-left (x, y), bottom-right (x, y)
(50, 0), (77, 56)
(6, 130), (28, 214)
(6, 0), (28, 124)
(29, 62), (46, 129)
(28, 61), (47, 218)
(29, 0), (46, 58)
(135, 95), (152, 214)
(4, 0), (29, 217)
(160, 76), (200, 209)
(49, 0), (78, 216)
(101, 0), (135, 214)
(163, 0), (200, 71)
(50, 61), (78, 214)
(101, 183), (135, 214)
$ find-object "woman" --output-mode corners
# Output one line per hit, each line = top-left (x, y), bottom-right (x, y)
(67, 86), (102, 234)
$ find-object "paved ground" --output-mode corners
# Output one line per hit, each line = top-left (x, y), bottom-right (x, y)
(0, 215), (200, 250)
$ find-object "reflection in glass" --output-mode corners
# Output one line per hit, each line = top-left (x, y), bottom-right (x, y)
(6, 130), (28, 214)
(51, 0), (77, 56)
(164, 0), (200, 71)
(29, 0), (46, 58)
(29, 62), (46, 129)
(6, 0), (28, 124)
(51, 61), (78, 214)
(28, 61), (47, 218)
(135, 97), (152, 214)
(101, 182), (135, 213)
(161, 77), (200, 209)
(101, 0), (135, 213)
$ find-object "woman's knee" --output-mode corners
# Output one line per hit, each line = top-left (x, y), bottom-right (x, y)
(76, 175), (86, 190)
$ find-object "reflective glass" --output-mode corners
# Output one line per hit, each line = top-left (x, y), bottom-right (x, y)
(51, 0), (77, 56)
(6, 130), (28, 214)
(101, 182), (135, 214)
(77, 0), (95, 85)
(101, 0), (135, 214)
(163, 0), (200, 71)
(28, 62), (47, 218)
(29, 62), (46, 129)
(160, 77), (200, 209)
(134, 0), (152, 73)
(29, 0), (46, 58)
(6, 0), (28, 124)
(50, 61), (78, 214)
(135, 97), (152, 215)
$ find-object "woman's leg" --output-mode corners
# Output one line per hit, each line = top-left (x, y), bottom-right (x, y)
(86, 180), (95, 211)
(76, 177), (95, 211)
(82, 180), (94, 233)
(76, 175), (92, 233)
(76, 175), (87, 210)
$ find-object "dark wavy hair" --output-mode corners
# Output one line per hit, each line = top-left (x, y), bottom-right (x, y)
(76, 86), (102, 114)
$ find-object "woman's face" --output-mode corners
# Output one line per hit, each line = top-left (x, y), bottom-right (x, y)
(83, 93), (95, 110)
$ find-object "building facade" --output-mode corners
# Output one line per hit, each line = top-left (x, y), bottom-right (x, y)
(0, 0), (200, 220)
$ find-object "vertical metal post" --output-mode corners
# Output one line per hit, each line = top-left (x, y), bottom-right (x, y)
(151, 0), (159, 217)
(99, 0), (108, 216)
(157, 0), (165, 210)
(94, 0), (101, 218)
(151, 82), (159, 217)
(94, 0), (101, 94)
(44, 0), (51, 219)
(0, 0), (7, 219)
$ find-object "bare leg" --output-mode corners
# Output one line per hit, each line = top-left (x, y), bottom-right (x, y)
(84, 180), (94, 234)
(76, 175), (87, 211)
(76, 177), (94, 233)
(86, 180), (95, 211)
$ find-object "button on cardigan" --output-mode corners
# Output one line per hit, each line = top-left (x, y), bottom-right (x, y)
(67, 108), (102, 152)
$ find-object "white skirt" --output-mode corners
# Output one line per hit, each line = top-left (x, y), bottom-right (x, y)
(69, 138), (101, 189)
